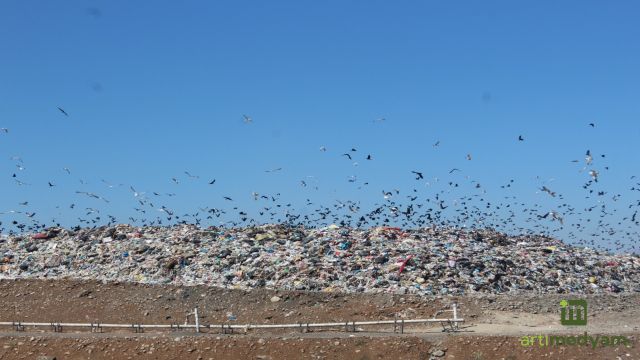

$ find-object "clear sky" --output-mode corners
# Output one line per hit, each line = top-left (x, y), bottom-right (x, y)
(1, 1), (639, 251)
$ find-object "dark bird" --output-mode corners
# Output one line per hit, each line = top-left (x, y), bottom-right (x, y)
(57, 107), (69, 116)
(208, 179), (216, 185)
(518, 135), (524, 141)
(449, 168), (461, 174)
(342, 153), (352, 160)
(589, 123), (595, 127)
(366, 154), (372, 160)
(48, 182), (55, 187)
(411, 171), (424, 180)
(223, 196), (233, 201)
(541, 186), (556, 197)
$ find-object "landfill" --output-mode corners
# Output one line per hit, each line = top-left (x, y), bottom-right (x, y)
(1, 224), (639, 295)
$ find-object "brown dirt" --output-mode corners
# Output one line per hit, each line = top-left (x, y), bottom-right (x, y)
(0, 279), (638, 359)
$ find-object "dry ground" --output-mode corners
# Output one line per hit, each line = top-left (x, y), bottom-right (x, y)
(0, 279), (638, 359)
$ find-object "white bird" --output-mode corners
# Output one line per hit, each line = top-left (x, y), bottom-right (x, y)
(585, 150), (593, 165)
(242, 114), (252, 124)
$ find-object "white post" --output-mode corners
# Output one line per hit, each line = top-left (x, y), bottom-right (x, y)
(194, 308), (200, 333)
(452, 303), (458, 321)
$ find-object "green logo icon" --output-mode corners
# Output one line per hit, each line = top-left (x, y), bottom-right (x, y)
(560, 299), (587, 326)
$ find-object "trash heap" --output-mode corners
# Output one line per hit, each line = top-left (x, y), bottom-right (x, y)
(1, 224), (639, 295)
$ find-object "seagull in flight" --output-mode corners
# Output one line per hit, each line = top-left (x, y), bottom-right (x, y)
(57, 107), (69, 116)
(184, 171), (199, 179)
(242, 114), (252, 124)
(76, 191), (109, 203)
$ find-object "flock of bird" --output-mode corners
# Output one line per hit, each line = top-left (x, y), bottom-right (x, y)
(1, 109), (639, 255)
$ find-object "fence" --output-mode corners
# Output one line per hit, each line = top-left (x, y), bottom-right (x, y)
(0, 303), (463, 335)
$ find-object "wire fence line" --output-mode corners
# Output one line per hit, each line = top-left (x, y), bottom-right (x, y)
(1, 303), (463, 335)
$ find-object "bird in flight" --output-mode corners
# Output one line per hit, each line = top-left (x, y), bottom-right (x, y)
(518, 135), (524, 141)
(540, 186), (556, 197)
(57, 107), (69, 116)
(184, 171), (199, 179)
(585, 150), (593, 165)
(0, 128), (8, 133)
(223, 196), (233, 201)
(265, 167), (282, 173)
(76, 191), (109, 203)
(539, 211), (564, 225)
(466, 154), (472, 161)
(589, 123), (595, 127)
(411, 171), (424, 180)
(342, 153), (352, 160)
(319, 146), (327, 152)
(449, 168), (461, 174)
(208, 179), (216, 185)
(242, 114), (252, 124)
(366, 154), (372, 160)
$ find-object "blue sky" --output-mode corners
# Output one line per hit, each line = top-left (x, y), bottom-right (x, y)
(1, 1), (639, 251)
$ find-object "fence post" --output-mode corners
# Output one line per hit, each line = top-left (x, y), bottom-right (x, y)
(194, 307), (200, 333)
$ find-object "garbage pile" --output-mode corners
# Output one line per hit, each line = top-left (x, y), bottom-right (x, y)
(1, 224), (639, 295)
